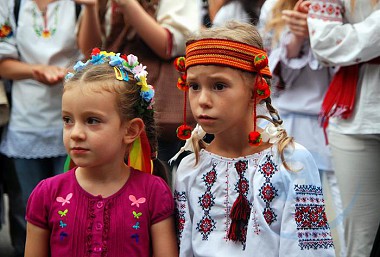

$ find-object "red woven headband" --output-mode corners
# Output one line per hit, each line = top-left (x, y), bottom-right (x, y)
(185, 38), (272, 77)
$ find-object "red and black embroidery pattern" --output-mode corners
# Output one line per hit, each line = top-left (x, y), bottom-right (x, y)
(258, 155), (278, 225)
(196, 164), (217, 240)
(309, 0), (343, 22)
(174, 191), (187, 242)
(294, 184), (334, 250)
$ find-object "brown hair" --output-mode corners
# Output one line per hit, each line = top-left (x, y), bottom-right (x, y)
(64, 63), (169, 182)
(187, 21), (294, 170)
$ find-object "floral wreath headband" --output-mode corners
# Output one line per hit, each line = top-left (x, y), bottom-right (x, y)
(174, 38), (272, 146)
(65, 48), (155, 174)
(65, 48), (155, 108)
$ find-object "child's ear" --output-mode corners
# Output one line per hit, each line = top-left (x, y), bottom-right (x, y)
(123, 118), (145, 145)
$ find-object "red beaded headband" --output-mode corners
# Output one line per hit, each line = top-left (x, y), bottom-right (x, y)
(174, 38), (272, 146)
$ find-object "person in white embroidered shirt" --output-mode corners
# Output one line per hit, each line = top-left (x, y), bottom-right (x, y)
(171, 21), (336, 257)
(306, 1), (380, 257)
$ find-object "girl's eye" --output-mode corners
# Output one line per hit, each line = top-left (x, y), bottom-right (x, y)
(62, 116), (72, 125)
(214, 83), (226, 91)
(87, 117), (101, 125)
(188, 83), (200, 91)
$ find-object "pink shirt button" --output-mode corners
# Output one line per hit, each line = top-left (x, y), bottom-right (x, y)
(93, 246), (102, 252)
(96, 201), (104, 209)
(96, 222), (103, 230)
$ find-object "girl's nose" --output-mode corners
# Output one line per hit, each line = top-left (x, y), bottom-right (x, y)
(70, 123), (86, 140)
(198, 90), (211, 108)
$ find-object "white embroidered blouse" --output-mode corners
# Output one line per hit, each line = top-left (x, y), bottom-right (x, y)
(174, 144), (336, 257)
(0, 0), (82, 158)
(307, 0), (380, 134)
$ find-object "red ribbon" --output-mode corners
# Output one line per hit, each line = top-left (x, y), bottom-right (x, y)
(320, 57), (380, 144)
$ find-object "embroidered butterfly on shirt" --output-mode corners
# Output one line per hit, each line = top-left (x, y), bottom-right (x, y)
(133, 211), (142, 219)
(129, 195), (146, 208)
(60, 231), (68, 241)
(56, 193), (73, 206)
(59, 220), (67, 228)
(131, 233), (139, 243)
(58, 209), (68, 217)
(132, 222), (140, 230)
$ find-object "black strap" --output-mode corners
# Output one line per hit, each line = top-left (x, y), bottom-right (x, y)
(14, 1), (81, 26)
(75, 4), (82, 20)
(14, 0), (21, 25)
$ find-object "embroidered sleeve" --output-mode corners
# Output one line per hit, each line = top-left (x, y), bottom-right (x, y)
(26, 180), (50, 229)
(156, 0), (201, 57)
(278, 144), (336, 256)
(174, 159), (194, 257)
(308, 1), (380, 66)
(0, 0), (18, 60)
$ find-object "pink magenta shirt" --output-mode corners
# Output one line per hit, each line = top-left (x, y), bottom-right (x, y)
(26, 168), (174, 257)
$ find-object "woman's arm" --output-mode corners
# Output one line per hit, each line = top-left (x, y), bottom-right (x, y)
(76, 0), (102, 58)
(115, 0), (171, 59)
(151, 216), (178, 257)
(0, 59), (66, 85)
(307, 1), (380, 66)
(25, 222), (50, 257)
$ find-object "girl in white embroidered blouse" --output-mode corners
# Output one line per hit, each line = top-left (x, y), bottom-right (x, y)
(172, 21), (336, 257)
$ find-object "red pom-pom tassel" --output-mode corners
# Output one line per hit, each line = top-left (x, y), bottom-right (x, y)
(256, 77), (271, 100)
(248, 131), (262, 146)
(174, 57), (186, 72)
(177, 74), (188, 91)
(176, 124), (193, 140)
(254, 53), (268, 71)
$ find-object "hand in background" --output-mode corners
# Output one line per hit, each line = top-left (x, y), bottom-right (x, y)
(282, 0), (311, 39)
(31, 65), (66, 86)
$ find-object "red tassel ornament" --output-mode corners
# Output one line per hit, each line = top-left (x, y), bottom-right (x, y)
(248, 131), (262, 146)
(174, 56), (186, 72)
(176, 124), (192, 140)
(256, 77), (270, 100)
(177, 74), (188, 91)
(254, 53), (268, 71)
(227, 194), (251, 241)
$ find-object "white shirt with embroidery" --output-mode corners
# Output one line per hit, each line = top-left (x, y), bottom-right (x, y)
(0, 0), (82, 158)
(307, 0), (380, 134)
(174, 144), (336, 257)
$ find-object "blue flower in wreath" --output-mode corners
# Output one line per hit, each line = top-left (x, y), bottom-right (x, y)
(140, 87), (154, 102)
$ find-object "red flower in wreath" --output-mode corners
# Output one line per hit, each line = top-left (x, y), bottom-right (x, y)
(91, 48), (101, 56)
(176, 124), (193, 140)
(120, 54), (128, 61)
(248, 131), (262, 146)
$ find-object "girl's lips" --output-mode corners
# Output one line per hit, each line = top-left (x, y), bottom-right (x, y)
(198, 115), (215, 120)
(71, 147), (89, 154)
(197, 115), (217, 125)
